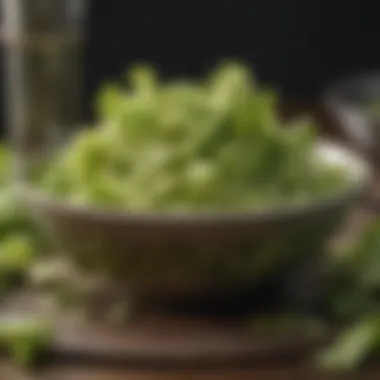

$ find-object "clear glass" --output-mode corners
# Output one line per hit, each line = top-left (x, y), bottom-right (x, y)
(1, 0), (87, 178)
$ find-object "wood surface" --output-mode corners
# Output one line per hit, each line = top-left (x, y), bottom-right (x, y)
(2, 360), (380, 380)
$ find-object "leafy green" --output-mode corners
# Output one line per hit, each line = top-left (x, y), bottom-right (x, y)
(39, 62), (351, 211)
(318, 222), (380, 371)
(318, 316), (380, 372)
(0, 145), (44, 295)
(0, 316), (52, 366)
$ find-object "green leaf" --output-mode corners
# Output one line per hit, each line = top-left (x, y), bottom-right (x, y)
(38, 61), (352, 212)
(317, 316), (379, 372)
(0, 316), (53, 366)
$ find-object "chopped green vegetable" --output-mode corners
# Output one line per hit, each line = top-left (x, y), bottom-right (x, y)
(39, 62), (351, 211)
(318, 222), (380, 372)
(0, 316), (52, 366)
(0, 234), (35, 294)
(317, 316), (380, 372)
(0, 234), (35, 272)
(0, 145), (45, 296)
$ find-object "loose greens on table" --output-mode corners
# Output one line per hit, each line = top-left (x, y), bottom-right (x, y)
(0, 316), (52, 366)
(0, 146), (44, 294)
(317, 221), (380, 372)
(0, 146), (52, 366)
(39, 62), (351, 211)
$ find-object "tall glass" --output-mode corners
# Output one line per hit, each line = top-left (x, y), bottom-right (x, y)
(1, 0), (87, 179)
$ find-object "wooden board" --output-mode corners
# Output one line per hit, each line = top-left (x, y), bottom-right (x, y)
(2, 360), (380, 380)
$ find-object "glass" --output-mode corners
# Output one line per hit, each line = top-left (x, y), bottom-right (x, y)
(1, 0), (87, 178)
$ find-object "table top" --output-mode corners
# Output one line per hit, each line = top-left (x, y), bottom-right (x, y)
(3, 360), (380, 380)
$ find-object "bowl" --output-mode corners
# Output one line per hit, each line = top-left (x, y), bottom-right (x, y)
(19, 141), (370, 307)
(324, 73), (380, 168)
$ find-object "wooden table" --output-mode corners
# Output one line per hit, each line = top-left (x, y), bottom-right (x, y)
(3, 360), (380, 380)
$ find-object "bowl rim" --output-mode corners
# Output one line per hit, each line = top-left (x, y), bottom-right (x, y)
(19, 140), (371, 225)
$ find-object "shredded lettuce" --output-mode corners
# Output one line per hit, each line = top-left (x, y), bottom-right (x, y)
(39, 62), (351, 211)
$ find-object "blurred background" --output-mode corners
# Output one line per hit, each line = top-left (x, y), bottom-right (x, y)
(2, 0), (380, 126)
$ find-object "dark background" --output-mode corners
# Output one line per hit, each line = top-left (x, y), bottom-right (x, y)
(84, 1), (380, 103)
(3, 0), (380, 123)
